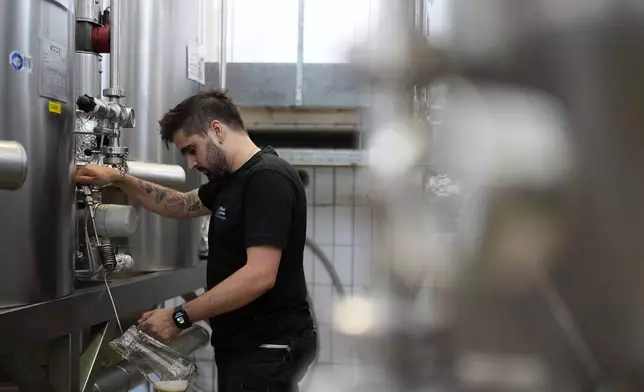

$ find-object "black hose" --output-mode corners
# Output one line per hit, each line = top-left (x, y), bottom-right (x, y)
(305, 237), (346, 297)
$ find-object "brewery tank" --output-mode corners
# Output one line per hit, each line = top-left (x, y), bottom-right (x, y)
(0, 0), (75, 307)
(113, 0), (201, 271)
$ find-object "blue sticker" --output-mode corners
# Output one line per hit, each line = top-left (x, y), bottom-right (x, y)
(9, 51), (24, 71)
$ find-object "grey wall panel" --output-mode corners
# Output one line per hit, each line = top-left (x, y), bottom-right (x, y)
(302, 64), (372, 107)
(205, 63), (295, 106)
(205, 62), (371, 108)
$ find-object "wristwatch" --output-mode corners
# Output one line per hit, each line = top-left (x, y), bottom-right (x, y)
(172, 305), (192, 330)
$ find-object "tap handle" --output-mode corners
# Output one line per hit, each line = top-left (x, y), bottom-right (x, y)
(76, 94), (96, 112)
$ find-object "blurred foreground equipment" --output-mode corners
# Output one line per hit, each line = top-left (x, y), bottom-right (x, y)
(339, 0), (644, 391)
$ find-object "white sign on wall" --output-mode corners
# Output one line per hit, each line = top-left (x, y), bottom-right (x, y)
(187, 43), (206, 85)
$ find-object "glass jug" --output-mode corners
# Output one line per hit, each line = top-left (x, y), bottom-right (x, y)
(109, 325), (198, 391)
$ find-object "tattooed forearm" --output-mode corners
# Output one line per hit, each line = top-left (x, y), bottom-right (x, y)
(139, 179), (155, 194)
(186, 192), (203, 212)
(163, 192), (187, 212)
(115, 176), (209, 219)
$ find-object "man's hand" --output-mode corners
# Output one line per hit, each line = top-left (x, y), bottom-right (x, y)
(138, 308), (180, 341)
(75, 164), (121, 186)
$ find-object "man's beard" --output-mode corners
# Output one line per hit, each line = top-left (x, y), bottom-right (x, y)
(200, 139), (231, 182)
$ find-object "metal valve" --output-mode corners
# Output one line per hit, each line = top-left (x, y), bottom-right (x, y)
(76, 94), (135, 128)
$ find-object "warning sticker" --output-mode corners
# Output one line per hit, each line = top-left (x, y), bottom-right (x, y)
(48, 101), (62, 114)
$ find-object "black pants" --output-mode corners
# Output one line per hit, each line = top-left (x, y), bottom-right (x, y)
(215, 330), (318, 392)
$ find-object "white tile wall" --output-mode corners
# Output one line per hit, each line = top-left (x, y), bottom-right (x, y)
(317, 325), (333, 363)
(335, 169), (355, 205)
(305, 167), (376, 366)
(353, 207), (372, 245)
(331, 331), (356, 364)
(313, 207), (334, 245)
(303, 247), (315, 283)
(313, 244), (334, 285)
(333, 207), (353, 246)
(353, 245), (372, 287)
(333, 246), (353, 286)
(312, 285), (334, 324)
(313, 168), (334, 205)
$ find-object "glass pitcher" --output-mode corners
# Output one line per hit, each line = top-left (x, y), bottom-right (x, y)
(109, 325), (198, 391)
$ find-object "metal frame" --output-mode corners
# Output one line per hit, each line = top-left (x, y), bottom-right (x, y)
(0, 263), (206, 356)
(0, 263), (205, 392)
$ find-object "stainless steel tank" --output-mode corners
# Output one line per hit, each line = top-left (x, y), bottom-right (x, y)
(114, 0), (201, 271)
(0, 0), (76, 307)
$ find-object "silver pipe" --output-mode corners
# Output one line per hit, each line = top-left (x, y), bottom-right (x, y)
(126, 161), (187, 189)
(218, 0), (227, 88)
(295, 0), (305, 106)
(0, 141), (28, 191)
(76, 52), (102, 98)
(109, 0), (120, 98)
(92, 325), (209, 392)
(93, 204), (139, 238)
(76, 0), (102, 24)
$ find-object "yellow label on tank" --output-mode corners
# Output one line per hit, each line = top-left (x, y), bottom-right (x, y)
(48, 101), (62, 114)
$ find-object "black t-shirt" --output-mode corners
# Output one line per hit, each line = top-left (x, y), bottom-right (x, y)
(197, 147), (313, 352)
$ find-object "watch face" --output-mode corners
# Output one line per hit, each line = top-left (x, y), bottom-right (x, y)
(176, 315), (185, 325)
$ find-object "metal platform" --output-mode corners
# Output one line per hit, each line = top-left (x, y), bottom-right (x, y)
(0, 262), (207, 356)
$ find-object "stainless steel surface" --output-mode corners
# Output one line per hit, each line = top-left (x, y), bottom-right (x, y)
(117, 0), (201, 272)
(49, 333), (81, 392)
(76, 94), (134, 168)
(0, 141), (28, 190)
(91, 325), (209, 392)
(76, 0), (102, 24)
(219, 0), (228, 88)
(0, 352), (58, 392)
(79, 322), (114, 392)
(0, 262), (206, 355)
(295, 0), (304, 106)
(93, 204), (139, 238)
(82, 96), (135, 128)
(0, 0), (75, 308)
(105, 0), (122, 101)
(76, 51), (102, 98)
(126, 161), (187, 189)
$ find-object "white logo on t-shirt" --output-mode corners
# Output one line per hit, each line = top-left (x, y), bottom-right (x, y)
(214, 205), (227, 221)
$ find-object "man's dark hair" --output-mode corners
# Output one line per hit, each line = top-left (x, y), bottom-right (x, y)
(159, 88), (245, 148)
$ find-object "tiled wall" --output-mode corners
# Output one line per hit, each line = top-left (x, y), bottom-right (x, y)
(186, 166), (377, 391)
(301, 166), (374, 365)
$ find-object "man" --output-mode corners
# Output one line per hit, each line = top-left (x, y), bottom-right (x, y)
(75, 89), (317, 391)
